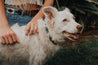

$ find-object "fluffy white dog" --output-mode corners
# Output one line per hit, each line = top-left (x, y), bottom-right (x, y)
(0, 6), (82, 65)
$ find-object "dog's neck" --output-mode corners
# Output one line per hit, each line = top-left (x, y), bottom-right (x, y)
(44, 24), (57, 45)
(38, 19), (57, 45)
(37, 19), (59, 53)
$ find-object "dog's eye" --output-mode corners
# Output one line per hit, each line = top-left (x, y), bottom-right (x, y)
(63, 19), (68, 22)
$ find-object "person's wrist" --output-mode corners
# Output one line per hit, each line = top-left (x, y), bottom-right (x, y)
(0, 22), (10, 28)
(31, 15), (43, 22)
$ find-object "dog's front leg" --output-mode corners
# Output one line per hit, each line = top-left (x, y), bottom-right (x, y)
(32, 57), (46, 65)
(29, 55), (34, 65)
(31, 50), (48, 65)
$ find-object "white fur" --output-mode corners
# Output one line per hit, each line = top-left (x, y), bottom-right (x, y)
(0, 6), (81, 65)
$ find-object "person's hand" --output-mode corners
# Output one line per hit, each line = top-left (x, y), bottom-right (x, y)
(25, 20), (38, 36)
(0, 25), (20, 44)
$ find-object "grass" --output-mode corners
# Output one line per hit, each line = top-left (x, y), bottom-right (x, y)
(45, 30), (98, 65)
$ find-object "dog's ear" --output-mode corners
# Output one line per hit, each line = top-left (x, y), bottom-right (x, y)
(43, 6), (58, 20)
(64, 8), (71, 13)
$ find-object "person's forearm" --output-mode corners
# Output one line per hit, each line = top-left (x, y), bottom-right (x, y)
(0, 0), (9, 26)
(31, 0), (54, 21)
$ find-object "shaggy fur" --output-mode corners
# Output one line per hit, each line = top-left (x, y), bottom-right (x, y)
(0, 6), (81, 65)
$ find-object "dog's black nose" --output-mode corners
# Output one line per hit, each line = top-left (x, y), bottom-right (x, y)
(77, 25), (82, 32)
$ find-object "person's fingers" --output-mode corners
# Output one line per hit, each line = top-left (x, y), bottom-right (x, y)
(36, 25), (39, 33)
(25, 25), (31, 36)
(11, 33), (17, 42)
(36, 24), (38, 33)
(4, 36), (9, 44)
(25, 22), (38, 35)
(16, 35), (20, 43)
(11, 32), (20, 44)
(7, 35), (13, 44)
(29, 24), (38, 35)
(37, 26), (39, 33)
(29, 26), (34, 35)
(0, 36), (6, 44)
(34, 26), (37, 34)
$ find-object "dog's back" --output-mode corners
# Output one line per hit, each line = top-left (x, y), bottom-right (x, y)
(0, 19), (59, 65)
(0, 6), (82, 65)
(0, 24), (30, 65)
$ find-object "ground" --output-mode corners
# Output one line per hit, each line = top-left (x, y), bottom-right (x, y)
(45, 29), (98, 65)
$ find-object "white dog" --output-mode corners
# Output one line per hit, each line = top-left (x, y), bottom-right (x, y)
(0, 6), (82, 65)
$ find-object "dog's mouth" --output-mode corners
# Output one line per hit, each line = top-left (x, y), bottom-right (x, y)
(62, 31), (79, 41)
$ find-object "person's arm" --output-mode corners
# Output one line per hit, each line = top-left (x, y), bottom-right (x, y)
(0, 0), (9, 26)
(0, 0), (20, 44)
(25, 0), (54, 35)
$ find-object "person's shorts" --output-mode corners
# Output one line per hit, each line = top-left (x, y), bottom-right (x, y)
(6, 13), (33, 26)
(5, 5), (34, 26)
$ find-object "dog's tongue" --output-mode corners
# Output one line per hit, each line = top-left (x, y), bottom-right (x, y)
(68, 34), (79, 40)
(63, 32), (79, 40)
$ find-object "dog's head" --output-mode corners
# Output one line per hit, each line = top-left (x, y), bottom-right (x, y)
(43, 6), (82, 43)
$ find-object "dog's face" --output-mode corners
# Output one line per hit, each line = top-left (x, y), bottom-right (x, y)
(43, 6), (82, 43)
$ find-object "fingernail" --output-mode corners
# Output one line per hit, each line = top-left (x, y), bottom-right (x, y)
(17, 42), (20, 44)
(18, 40), (20, 43)
(25, 34), (28, 36)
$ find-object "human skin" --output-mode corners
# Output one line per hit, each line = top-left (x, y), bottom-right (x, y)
(0, 0), (54, 44)
(0, 0), (20, 44)
(25, 0), (54, 35)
